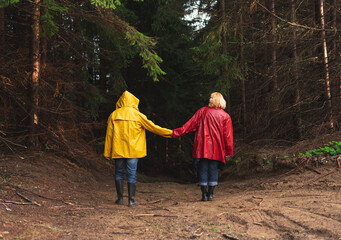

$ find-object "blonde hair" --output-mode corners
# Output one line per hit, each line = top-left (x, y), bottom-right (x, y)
(208, 92), (226, 109)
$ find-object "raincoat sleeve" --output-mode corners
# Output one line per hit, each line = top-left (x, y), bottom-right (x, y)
(139, 114), (172, 138)
(104, 114), (114, 158)
(172, 110), (200, 138)
(223, 116), (233, 156)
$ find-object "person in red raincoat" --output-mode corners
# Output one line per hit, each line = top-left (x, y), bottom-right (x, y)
(172, 92), (233, 201)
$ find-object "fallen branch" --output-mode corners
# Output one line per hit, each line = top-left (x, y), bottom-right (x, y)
(16, 192), (32, 202)
(222, 233), (239, 240)
(4, 200), (37, 205)
(252, 196), (264, 206)
(16, 192), (41, 206)
(4, 183), (68, 204)
(279, 156), (312, 176)
(111, 231), (131, 235)
(134, 213), (177, 218)
(296, 169), (336, 190)
(239, 207), (258, 212)
(294, 162), (304, 173)
(217, 211), (228, 217)
(305, 166), (321, 174)
(193, 232), (203, 237)
(139, 199), (164, 205)
(72, 207), (95, 210)
(280, 169), (338, 197)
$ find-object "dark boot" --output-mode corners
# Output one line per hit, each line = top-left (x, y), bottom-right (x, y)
(115, 180), (124, 205)
(128, 182), (138, 206)
(207, 186), (215, 201)
(200, 186), (208, 201)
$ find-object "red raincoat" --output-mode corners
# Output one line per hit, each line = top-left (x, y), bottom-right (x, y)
(173, 106), (233, 163)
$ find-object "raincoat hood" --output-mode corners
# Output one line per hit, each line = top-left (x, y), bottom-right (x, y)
(116, 91), (139, 110)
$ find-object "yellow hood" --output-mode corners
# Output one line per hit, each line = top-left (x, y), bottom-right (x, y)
(116, 90), (139, 111)
(114, 91), (140, 121)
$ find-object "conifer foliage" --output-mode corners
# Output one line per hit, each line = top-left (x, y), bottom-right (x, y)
(0, 0), (340, 176)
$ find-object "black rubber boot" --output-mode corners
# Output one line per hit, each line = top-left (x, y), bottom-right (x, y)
(128, 182), (138, 206)
(201, 186), (208, 201)
(207, 186), (215, 201)
(115, 180), (124, 205)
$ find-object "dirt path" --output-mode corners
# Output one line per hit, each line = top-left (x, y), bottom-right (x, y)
(1, 155), (340, 240)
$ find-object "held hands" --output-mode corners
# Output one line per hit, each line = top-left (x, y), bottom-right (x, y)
(105, 157), (111, 161)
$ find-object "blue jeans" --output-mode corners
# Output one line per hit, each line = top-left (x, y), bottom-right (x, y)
(115, 158), (138, 183)
(197, 158), (218, 186)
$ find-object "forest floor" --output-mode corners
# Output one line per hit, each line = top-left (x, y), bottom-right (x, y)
(0, 137), (341, 240)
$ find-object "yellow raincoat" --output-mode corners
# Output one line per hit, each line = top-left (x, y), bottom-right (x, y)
(104, 91), (172, 159)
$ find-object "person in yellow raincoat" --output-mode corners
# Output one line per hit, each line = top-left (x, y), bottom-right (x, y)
(104, 91), (172, 206)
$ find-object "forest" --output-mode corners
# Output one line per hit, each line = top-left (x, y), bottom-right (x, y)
(0, 0), (340, 174)
(1, 0), (341, 239)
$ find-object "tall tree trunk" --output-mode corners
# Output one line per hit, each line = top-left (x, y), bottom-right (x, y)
(0, 8), (8, 127)
(40, 0), (47, 73)
(332, 0), (340, 104)
(318, 0), (334, 129)
(270, 0), (278, 92)
(239, 2), (246, 137)
(270, 0), (279, 113)
(29, 0), (41, 148)
(291, 0), (302, 139)
(219, 0), (231, 113)
(41, 36), (47, 73)
(332, 0), (337, 58)
(99, 41), (108, 120)
(0, 8), (5, 65)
